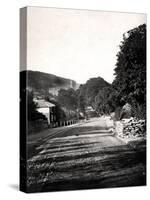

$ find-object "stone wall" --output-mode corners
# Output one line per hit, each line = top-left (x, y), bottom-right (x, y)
(115, 117), (146, 140)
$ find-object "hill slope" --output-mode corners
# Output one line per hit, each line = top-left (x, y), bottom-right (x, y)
(20, 70), (79, 96)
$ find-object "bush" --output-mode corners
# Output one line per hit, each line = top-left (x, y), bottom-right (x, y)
(131, 103), (146, 119)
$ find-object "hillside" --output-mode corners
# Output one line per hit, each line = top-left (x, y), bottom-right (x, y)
(20, 70), (80, 96)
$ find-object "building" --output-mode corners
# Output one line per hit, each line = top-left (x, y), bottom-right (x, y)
(33, 98), (56, 125)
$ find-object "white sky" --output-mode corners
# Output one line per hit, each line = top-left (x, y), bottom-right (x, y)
(27, 7), (146, 84)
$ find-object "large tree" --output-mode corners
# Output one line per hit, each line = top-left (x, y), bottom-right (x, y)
(113, 24), (146, 118)
(94, 86), (118, 114)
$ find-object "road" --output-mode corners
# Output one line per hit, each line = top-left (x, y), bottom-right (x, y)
(27, 117), (146, 193)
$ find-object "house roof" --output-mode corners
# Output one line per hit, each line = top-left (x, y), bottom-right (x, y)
(34, 99), (55, 108)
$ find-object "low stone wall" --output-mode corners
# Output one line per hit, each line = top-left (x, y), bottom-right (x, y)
(115, 117), (146, 140)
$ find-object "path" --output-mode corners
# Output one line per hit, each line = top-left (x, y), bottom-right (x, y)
(27, 117), (146, 192)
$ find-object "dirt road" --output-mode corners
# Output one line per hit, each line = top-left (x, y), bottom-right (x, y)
(27, 117), (146, 192)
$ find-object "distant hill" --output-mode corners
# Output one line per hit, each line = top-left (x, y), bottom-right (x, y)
(20, 70), (80, 96)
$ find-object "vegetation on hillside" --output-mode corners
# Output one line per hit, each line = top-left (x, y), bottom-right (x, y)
(56, 77), (110, 118)
(21, 70), (79, 95)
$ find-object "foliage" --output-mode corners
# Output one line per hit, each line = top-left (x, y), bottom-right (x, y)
(81, 77), (110, 107)
(95, 86), (116, 114)
(57, 88), (78, 111)
(113, 24), (146, 118)
(44, 96), (67, 121)
(77, 77), (110, 115)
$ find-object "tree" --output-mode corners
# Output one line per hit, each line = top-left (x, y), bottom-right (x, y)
(94, 86), (117, 114)
(78, 77), (110, 109)
(44, 96), (66, 121)
(113, 24), (146, 118)
(57, 88), (78, 111)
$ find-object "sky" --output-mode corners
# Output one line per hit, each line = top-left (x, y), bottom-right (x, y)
(26, 7), (146, 84)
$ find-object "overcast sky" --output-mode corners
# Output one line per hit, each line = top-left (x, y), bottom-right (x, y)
(27, 7), (146, 84)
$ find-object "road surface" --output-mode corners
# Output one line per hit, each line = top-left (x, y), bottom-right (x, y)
(27, 117), (146, 192)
